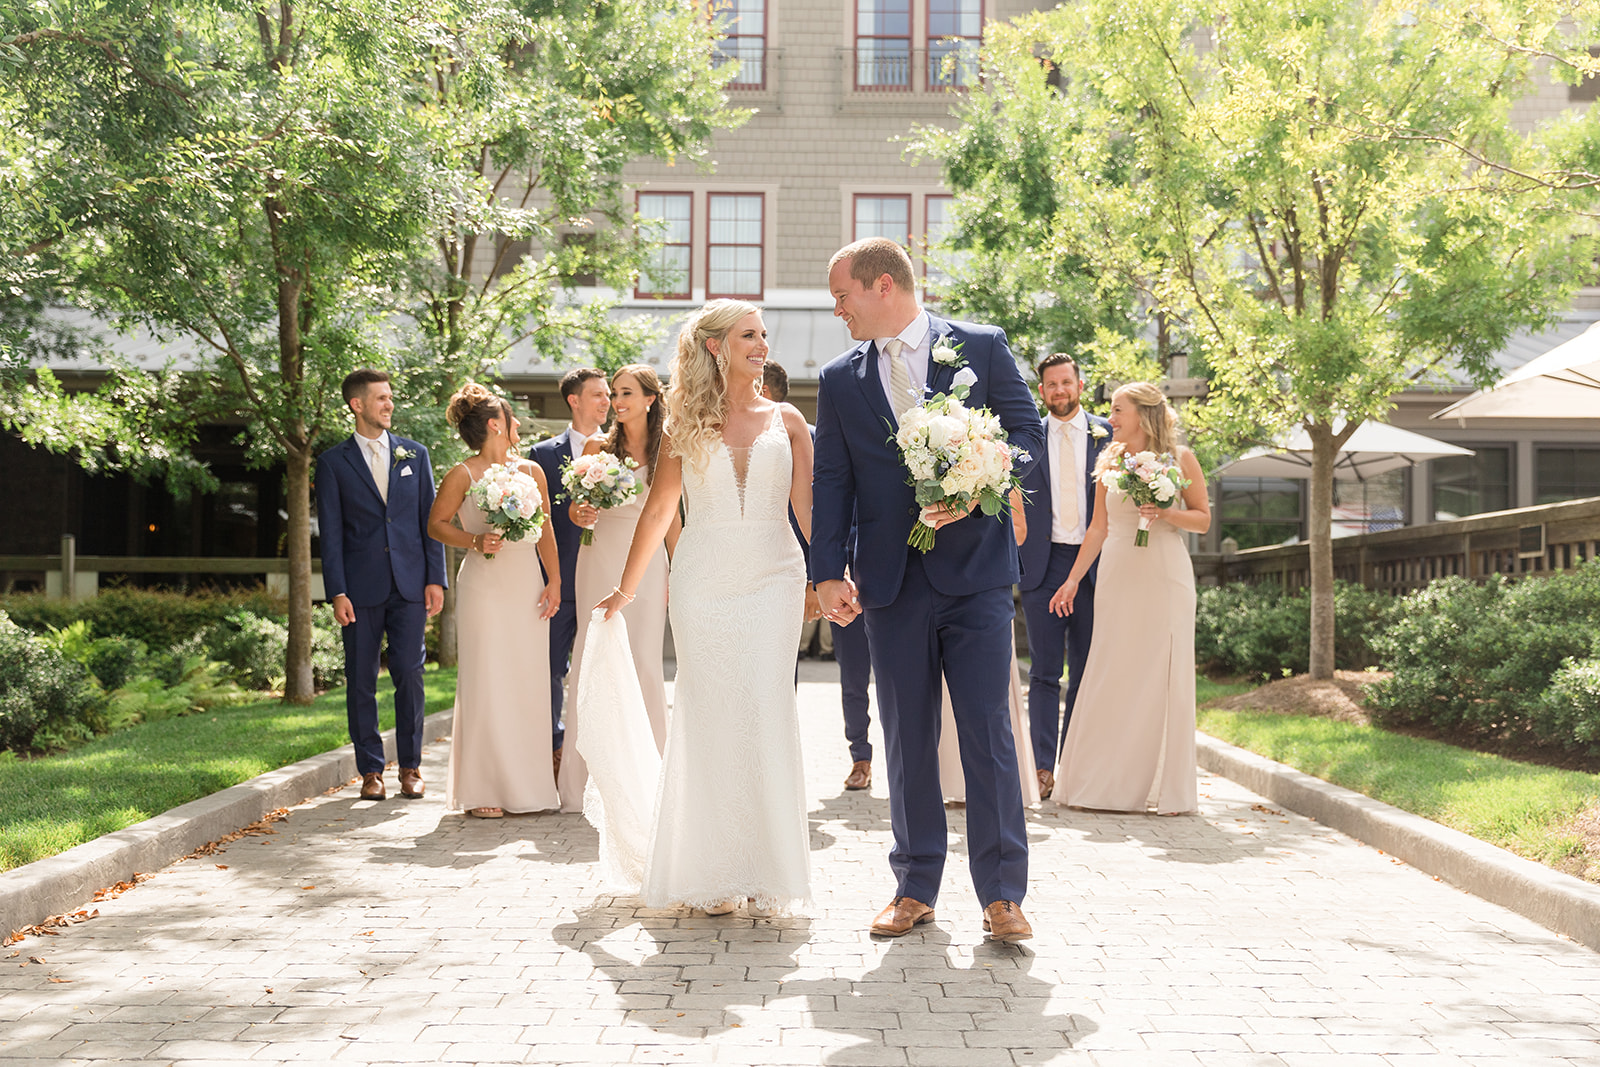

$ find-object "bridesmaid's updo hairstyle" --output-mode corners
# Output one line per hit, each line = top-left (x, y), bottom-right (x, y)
(447, 381), (510, 451)
(1094, 382), (1182, 475)
(666, 299), (760, 473)
(599, 364), (666, 482)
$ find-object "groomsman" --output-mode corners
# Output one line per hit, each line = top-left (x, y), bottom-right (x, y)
(762, 361), (874, 793)
(316, 368), (446, 801)
(530, 366), (611, 775)
(1018, 353), (1111, 799)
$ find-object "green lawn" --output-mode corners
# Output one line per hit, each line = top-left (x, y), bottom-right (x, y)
(1197, 705), (1600, 877)
(0, 667), (457, 872)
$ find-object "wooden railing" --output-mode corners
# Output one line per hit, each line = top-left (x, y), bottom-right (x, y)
(0, 537), (320, 599)
(1192, 496), (1600, 593)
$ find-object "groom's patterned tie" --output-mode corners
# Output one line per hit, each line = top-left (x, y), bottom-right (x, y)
(885, 338), (918, 418)
(1056, 423), (1079, 533)
(368, 438), (389, 504)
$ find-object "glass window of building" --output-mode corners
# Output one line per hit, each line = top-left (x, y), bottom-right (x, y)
(1535, 447), (1600, 503)
(1431, 447), (1511, 521)
(711, 0), (765, 89)
(853, 194), (911, 245)
(1219, 477), (1304, 549)
(928, 0), (981, 88)
(923, 193), (967, 290)
(856, 0), (911, 88)
(707, 193), (764, 298)
(636, 193), (692, 298)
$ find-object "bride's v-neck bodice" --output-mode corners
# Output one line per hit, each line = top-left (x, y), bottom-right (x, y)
(683, 406), (792, 526)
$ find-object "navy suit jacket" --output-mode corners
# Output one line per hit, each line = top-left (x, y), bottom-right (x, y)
(315, 432), (446, 607)
(531, 427), (585, 603)
(1018, 412), (1112, 592)
(811, 314), (1045, 610)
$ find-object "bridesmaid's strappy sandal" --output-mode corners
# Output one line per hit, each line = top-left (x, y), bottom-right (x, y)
(467, 807), (504, 819)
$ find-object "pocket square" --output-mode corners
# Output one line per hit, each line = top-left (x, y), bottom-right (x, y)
(400, 466), (414, 477)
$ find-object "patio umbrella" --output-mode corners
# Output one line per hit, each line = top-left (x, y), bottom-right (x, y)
(1214, 422), (1474, 481)
(1432, 321), (1600, 421)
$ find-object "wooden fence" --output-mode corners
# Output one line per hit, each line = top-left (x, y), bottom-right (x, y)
(1191, 496), (1600, 593)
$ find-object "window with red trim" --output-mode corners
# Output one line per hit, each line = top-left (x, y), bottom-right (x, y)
(707, 193), (763, 298)
(712, 0), (766, 90)
(928, 0), (981, 89)
(856, 0), (911, 89)
(636, 192), (692, 299)
(853, 194), (912, 246)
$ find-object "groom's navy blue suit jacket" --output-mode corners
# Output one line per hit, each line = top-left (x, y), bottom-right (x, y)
(315, 433), (447, 607)
(810, 314), (1044, 610)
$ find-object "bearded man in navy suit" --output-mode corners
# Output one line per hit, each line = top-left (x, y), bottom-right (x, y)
(1017, 353), (1111, 799)
(811, 238), (1044, 942)
(530, 366), (611, 776)
(315, 368), (446, 801)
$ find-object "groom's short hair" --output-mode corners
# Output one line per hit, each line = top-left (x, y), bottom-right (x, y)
(831, 237), (915, 294)
(1037, 352), (1081, 381)
(341, 368), (390, 408)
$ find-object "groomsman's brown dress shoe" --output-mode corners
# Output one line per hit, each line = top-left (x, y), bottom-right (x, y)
(359, 772), (386, 801)
(870, 896), (935, 936)
(982, 900), (1033, 942)
(398, 767), (424, 799)
(1036, 768), (1055, 800)
(844, 760), (872, 791)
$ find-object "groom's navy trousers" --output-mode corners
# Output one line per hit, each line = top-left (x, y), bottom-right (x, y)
(863, 556), (1027, 908)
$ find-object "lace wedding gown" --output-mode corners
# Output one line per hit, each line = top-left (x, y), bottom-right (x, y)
(642, 407), (812, 910)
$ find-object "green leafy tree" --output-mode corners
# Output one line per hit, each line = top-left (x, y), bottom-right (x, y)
(2, 0), (451, 701)
(968, 0), (1600, 678)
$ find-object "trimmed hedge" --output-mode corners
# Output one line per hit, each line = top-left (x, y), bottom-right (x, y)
(0, 614), (99, 753)
(1194, 580), (1397, 677)
(0, 587), (284, 650)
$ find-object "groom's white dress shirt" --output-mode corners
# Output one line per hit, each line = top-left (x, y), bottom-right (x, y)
(874, 310), (933, 409)
(1048, 409), (1089, 545)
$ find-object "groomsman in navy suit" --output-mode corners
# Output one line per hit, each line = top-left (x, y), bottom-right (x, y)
(530, 366), (611, 775)
(1018, 353), (1111, 800)
(316, 368), (446, 801)
(812, 238), (1044, 942)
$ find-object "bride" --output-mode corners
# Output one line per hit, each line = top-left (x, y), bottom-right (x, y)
(595, 299), (814, 916)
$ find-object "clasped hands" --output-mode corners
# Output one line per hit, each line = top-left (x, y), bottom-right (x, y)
(815, 576), (862, 626)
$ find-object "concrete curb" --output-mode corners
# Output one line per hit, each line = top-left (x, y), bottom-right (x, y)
(1, 708), (454, 936)
(1197, 731), (1600, 952)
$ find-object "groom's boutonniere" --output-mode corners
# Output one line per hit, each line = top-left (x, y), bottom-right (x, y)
(930, 335), (965, 368)
(1089, 424), (1109, 441)
(392, 446), (416, 464)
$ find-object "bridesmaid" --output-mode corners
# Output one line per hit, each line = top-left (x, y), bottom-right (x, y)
(427, 383), (562, 818)
(1049, 382), (1209, 814)
(558, 364), (679, 812)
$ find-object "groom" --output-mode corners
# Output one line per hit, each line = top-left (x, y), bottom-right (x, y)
(811, 238), (1045, 942)
(316, 368), (446, 801)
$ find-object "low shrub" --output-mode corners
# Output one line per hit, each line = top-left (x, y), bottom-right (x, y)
(1534, 652), (1600, 753)
(0, 613), (100, 753)
(200, 606), (345, 691)
(1366, 560), (1600, 747)
(1194, 580), (1396, 678)
(0, 587), (285, 651)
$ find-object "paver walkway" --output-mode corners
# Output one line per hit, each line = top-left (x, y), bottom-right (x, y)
(2, 663), (1598, 1066)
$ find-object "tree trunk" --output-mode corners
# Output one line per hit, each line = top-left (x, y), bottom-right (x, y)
(437, 546), (459, 667)
(1306, 421), (1336, 681)
(283, 442), (316, 703)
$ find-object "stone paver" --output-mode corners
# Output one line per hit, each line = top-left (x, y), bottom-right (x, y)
(1, 661), (1598, 1065)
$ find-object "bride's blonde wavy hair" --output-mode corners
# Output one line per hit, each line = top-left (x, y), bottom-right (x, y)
(1094, 382), (1183, 475)
(666, 299), (761, 472)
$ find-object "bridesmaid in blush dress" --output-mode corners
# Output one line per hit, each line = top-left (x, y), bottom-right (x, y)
(1048, 383), (1210, 815)
(559, 364), (678, 812)
(427, 383), (562, 818)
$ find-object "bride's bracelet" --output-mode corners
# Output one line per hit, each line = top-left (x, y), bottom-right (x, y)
(612, 586), (636, 603)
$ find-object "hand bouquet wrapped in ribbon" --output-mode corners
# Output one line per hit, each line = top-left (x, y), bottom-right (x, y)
(1100, 446), (1190, 546)
(559, 452), (642, 545)
(465, 463), (547, 559)
(893, 368), (1028, 553)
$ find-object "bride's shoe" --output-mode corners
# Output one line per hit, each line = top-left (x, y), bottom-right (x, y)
(701, 899), (740, 916)
(747, 899), (778, 918)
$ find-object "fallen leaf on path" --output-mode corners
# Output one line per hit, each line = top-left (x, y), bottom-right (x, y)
(216, 865), (229, 870)
(47, 977), (70, 983)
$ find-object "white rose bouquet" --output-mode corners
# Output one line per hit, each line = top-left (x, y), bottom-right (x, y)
(465, 462), (547, 559)
(1099, 446), (1191, 547)
(893, 367), (1028, 553)
(559, 452), (641, 545)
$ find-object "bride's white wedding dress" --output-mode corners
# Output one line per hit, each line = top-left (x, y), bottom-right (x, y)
(578, 406), (811, 912)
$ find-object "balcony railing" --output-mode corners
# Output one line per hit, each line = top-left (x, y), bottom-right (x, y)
(846, 44), (979, 94)
(713, 39), (768, 91)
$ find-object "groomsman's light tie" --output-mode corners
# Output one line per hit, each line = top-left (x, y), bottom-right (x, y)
(1056, 425), (1079, 532)
(885, 338), (919, 418)
(368, 438), (389, 504)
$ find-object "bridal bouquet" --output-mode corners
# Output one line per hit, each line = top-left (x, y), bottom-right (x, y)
(1100, 446), (1190, 547)
(559, 452), (642, 545)
(894, 369), (1028, 553)
(465, 463), (546, 559)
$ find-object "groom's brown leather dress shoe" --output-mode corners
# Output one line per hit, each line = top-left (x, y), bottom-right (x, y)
(844, 760), (872, 791)
(1036, 768), (1055, 800)
(398, 767), (424, 799)
(359, 772), (386, 801)
(982, 900), (1033, 942)
(870, 896), (934, 936)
